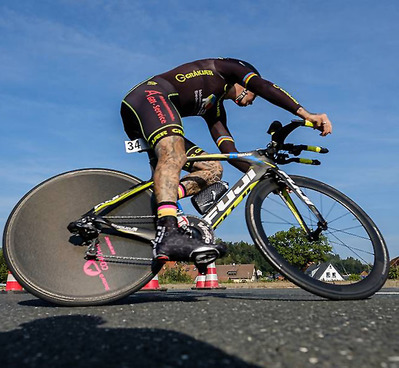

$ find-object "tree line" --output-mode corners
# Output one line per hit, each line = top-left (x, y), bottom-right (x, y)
(216, 227), (384, 277)
(0, 249), (9, 283)
(1, 225), (398, 284)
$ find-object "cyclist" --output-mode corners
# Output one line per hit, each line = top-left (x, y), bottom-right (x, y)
(121, 58), (332, 264)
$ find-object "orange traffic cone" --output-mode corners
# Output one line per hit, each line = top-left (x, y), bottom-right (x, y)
(191, 268), (206, 289)
(140, 275), (167, 291)
(192, 263), (226, 290)
(3, 272), (25, 292)
(204, 262), (226, 289)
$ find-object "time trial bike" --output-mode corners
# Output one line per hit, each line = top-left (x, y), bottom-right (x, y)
(3, 120), (389, 305)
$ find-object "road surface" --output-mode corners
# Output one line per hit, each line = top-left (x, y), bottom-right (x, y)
(1, 288), (398, 368)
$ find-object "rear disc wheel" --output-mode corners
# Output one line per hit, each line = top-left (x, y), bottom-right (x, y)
(3, 168), (156, 306)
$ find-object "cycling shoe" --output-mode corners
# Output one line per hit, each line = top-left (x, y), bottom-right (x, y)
(152, 217), (226, 263)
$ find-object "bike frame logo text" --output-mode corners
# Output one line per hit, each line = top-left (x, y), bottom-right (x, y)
(277, 170), (314, 206)
(204, 169), (256, 224)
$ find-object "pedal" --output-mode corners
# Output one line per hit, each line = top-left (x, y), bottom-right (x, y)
(191, 247), (218, 265)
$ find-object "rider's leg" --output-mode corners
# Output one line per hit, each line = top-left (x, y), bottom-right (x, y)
(175, 141), (224, 198)
(152, 136), (226, 262)
(134, 138), (227, 262)
(179, 155), (223, 197)
(153, 135), (186, 206)
(149, 138), (224, 199)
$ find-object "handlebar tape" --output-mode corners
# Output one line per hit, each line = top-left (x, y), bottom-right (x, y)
(287, 158), (321, 165)
(298, 158), (321, 165)
(304, 120), (315, 128)
(306, 146), (329, 154)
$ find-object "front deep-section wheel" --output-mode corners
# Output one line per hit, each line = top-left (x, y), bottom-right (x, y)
(3, 168), (156, 306)
(246, 175), (389, 300)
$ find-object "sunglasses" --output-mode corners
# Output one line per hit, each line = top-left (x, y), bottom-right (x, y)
(235, 89), (248, 104)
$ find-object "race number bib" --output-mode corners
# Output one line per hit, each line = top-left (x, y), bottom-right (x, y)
(124, 139), (150, 153)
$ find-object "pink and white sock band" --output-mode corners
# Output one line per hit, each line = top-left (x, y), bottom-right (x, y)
(157, 202), (177, 218)
(178, 184), (186, 199)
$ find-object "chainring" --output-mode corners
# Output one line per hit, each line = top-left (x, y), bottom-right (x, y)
(185, 215), (215, 245)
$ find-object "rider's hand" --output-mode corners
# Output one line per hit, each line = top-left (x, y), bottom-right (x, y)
(296, 108), (332, 136)
(308, 113), (333, 136)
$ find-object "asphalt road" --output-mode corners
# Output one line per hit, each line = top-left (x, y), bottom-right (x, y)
(1, 288), (398, 368)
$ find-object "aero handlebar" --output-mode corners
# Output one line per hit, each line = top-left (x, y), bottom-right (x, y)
(266, 119), (329, 166)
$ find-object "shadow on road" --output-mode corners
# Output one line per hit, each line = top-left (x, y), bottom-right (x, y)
(18, 288), (328, 308)
(1, 315), (260, 368)
(18, 292), (203, 308)
(187, 290), (329, 302)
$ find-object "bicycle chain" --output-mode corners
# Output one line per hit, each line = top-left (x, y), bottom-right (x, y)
(97, 254), (153, 266)
(104, 215), (155, 219)
(87, 215), (156, 264)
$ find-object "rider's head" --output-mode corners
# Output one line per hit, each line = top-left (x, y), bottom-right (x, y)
(231, 84), (256, 107)
(221, 58), (260, 107)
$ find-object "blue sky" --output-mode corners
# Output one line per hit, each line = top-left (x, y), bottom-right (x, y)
(1, 1), (398, 259)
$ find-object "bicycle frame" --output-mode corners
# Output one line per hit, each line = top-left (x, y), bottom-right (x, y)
(85, 149), (328, 241)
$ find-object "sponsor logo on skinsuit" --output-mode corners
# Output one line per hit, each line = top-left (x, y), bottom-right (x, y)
(145, 90), (168, 124)
(175, 69), (214, 82)
(150, 130), (168, 146)
(188, 147), (203, 156)
(172, 128), (184, 135)
(150, 128), (184, 147)
(145, 90), (175, 124)
(198, 94), (217, 115)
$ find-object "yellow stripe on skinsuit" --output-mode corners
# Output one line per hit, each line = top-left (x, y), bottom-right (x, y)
(123, 76), (154, 98)
(122, 100), (147, 139)
(216, 137), (234, 147)
(272, 84), (299, 105)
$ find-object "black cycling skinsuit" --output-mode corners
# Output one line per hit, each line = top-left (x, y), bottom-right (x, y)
(121, 58), (301, 172)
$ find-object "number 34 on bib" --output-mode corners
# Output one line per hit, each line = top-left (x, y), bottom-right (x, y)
(124, 139), (150, 153)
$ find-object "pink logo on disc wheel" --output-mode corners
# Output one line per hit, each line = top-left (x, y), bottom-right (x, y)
(82, 243), (111, 291)
(83, 260), (102, 277)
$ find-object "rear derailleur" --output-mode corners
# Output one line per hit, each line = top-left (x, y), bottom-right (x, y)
(67, 215), (107, 258)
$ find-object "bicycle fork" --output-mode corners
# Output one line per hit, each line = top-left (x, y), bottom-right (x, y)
(273, 169), (328, 241)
